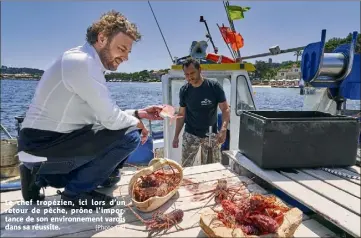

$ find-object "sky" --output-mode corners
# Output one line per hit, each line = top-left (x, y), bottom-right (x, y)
(1, 1), (360, 73)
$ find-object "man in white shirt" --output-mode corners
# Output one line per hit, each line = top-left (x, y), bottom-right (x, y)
(17, 10), (164, 209)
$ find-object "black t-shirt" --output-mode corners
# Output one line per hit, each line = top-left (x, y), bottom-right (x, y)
(179, 78), (227, 138)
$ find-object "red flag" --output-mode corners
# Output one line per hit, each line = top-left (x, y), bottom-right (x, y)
(219, 26), (244, 51)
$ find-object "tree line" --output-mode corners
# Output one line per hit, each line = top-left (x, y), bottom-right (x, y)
(1, 66), (44, 76)
(104, 69), (170, 82)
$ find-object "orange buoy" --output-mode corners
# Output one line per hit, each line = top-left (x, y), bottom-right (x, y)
(206, 53), (235, 64)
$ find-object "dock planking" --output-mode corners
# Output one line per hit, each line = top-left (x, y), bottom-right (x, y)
(301, 169), (360, 199)
(225, 150), (361, 238)
(1, 163), (338, 237)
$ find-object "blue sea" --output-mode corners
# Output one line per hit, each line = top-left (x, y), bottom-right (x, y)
(1, 79), (359, 139)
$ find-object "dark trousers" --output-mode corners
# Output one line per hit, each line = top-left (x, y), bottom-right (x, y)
(19, 125), (141, 195)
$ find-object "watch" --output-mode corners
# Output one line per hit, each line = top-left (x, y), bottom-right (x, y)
(134, 110), (140, 119)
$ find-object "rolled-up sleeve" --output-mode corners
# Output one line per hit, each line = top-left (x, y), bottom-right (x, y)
(61, 53), (139, 130)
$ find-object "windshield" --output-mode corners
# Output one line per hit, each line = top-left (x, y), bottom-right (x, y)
(235, 75), (256, 115)
(169, 77), (186, 113)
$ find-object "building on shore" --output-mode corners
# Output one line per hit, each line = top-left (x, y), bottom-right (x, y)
(275, 64), (301, 80)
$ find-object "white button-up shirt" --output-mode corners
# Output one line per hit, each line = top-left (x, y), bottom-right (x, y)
(21, 42), (139, 133)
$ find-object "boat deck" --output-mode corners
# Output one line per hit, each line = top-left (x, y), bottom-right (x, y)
(1, 163), (339, 237)
(224, 150), (361, 238)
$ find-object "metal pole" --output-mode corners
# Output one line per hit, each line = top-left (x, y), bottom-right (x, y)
(206, 126), (213, 164)
(200, 16), (218, 54)
(148, 120), (153, 137)
(242, 46), (305, 60)
(1, 124), (13, 139)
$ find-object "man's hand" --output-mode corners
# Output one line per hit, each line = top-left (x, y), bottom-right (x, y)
(138, 105), (165, 121)
(217, 129), (227, 145)
(140, 127), (149, 145)
(136, 120), (148, 144)
(172, 137), (179, 148)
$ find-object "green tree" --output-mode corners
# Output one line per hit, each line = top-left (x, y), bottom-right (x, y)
(294, 50), (303, 63)
(325, 33), (360, 53)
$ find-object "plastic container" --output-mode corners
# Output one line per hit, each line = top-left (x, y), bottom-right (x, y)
(126, 136), (154, 165)
(238, 110), (360, 169)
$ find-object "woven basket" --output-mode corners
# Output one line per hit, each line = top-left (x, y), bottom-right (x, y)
(1, 163), (20, 178)
(1, 139), (19, 167)
(129, 158), (184, 213)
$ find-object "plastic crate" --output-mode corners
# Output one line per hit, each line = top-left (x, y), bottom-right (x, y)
(238, 111), (360, 169)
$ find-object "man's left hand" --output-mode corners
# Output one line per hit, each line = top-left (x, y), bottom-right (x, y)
(217, 129), (227, 145)
(138, 105), (165, 120)
(140, 127), (149, 145)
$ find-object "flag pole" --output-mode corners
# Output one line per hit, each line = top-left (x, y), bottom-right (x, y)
(217, 23), (236, 60)
(224, 1), (242, 61)
(222, 1), (236, 58)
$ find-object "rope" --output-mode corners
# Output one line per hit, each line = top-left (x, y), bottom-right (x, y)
(147, 1), (174, 63)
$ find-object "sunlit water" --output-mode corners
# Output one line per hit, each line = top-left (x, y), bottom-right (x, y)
(1, 79), (359, 139)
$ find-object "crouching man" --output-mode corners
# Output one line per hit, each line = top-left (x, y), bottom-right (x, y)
(17, 10), (164, 210)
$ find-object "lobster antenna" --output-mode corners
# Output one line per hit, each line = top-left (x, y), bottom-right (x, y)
(127, 203), (147, 223)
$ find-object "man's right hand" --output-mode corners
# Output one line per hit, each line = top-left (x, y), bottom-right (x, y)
(172, 137), (179, 148)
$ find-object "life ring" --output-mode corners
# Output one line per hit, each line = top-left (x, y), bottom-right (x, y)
(206, 53), (235, 64)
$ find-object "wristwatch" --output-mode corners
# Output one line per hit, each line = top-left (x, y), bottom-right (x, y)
(134, 110), (140, 119)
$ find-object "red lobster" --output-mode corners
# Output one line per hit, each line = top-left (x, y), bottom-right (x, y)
(193, 179), (250, 204)
(131, 164), (182, 202)
(215, 198), (286, 236)
(127, 205), (184, 236)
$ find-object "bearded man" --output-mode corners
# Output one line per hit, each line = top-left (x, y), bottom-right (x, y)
(17, 10), (164, 209)
(172, 58), (230, 167)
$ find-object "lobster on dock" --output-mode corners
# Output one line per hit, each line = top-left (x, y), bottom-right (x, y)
(199, 193), (303, 237)
(129, 158), (184, 212)
(127, 204), (184, 236)
(193, 178), (251, 204)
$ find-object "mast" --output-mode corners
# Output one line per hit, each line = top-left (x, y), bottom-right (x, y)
(223, 1), (241, 60)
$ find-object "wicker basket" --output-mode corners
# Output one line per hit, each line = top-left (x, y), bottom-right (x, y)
(129, 158), (184, 213)
(199, 196), (303, 238)
(1, 139), (19, 167)
(1, 163), (20, 178)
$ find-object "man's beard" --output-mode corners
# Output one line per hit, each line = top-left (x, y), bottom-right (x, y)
(98, 44), (117, 71)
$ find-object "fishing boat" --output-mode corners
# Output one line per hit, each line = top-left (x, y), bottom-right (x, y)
(1, 0), (359, 182)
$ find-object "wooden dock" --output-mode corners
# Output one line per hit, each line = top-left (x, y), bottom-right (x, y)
(224, 150), (361, 238)
(1, 163), (340, 237)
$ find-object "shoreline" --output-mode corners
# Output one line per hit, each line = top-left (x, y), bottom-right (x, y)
(1, 78), (299, 87)
(252, 85), (272, 88)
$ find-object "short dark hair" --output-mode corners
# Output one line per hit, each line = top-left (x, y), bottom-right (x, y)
(182, 57), (200, 70)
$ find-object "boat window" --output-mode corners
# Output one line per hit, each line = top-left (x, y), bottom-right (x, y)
(169, 77), (186, 113)
(223, 78), (231, 103)
(235, 75), (256, 116)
